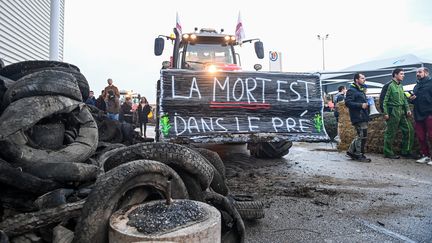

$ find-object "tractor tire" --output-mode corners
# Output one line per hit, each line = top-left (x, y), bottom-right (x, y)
(1, 70), (82, 109)
(247, 141), (293, 159)
(99, 142), (214, 190)
(73, 160), (188, 243)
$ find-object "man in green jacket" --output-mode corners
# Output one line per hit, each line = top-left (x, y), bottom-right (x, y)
(383, 68), (415, 159)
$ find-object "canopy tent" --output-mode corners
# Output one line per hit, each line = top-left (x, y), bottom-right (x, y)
(320, 54), (432, 93)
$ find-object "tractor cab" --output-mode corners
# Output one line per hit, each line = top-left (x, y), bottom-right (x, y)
(154, 28), (264, 71)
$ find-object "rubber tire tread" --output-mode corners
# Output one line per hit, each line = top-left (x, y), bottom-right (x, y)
(233, 201), (265, 220)
(73, 160), (188, 243)
(2, 70), (82, 109)
(99, 142), (214, 190)
(248, 141), (292, 159)
(204, 191), (245, 243)
(193, 148), (226, 178)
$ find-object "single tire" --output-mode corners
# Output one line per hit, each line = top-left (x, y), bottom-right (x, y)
(0, 95), (81, 140)
(14, 161), (98, 183)
(73, 160), (188, 243)
(2, 70), (82, 110)
(0, 105), (98, 164)
(204, 191), (245, 243)
(99, 142), (214, 190)
(193, 148), (226, 178)
(248, 141), (293, 159)
(0, 158), (61, 195)
(233, 201), (265, 220)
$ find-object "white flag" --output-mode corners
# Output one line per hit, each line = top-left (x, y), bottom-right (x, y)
(235, 12), (245, 44)
(176, 12), (182, 37)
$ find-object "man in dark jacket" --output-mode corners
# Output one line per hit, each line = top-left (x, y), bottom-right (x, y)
(410, 67), (432, 164)
(345, 73), (371, 162)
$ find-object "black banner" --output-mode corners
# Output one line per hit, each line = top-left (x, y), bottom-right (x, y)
(158, 70), (329, 143)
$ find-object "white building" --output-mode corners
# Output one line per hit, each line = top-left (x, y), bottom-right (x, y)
(0, 0), (65, 65)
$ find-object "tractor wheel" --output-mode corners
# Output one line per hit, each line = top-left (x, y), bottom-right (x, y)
(247, 141), (293, 159)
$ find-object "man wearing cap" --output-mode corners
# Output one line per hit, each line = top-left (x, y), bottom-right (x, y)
(345, 73), (371, 162)
(382, 68), (415, 159)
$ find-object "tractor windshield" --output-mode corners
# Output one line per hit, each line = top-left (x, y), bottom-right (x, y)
(182, 43), (235, 70)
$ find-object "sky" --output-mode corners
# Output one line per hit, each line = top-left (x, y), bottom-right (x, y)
(63, 0), (432, 103)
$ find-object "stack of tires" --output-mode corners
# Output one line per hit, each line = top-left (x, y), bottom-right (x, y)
(0, 61), (263, 243)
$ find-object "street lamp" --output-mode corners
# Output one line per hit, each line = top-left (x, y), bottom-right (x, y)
(317, 34), (329, 70)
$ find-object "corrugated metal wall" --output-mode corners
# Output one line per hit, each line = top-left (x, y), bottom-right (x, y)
(0, 0), (65, 65)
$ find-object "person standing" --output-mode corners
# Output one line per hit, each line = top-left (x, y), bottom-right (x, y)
(96, 90), (106, 112)
(103, 78), (120, 99)
(106, 90), (120, 120)
(85, 90), (96, 106)
(345, 73), (371, 162)
(137, 97), (151, 137)
(333, 85), (347, 123)
(382, 68), (415, 159)
(120, 97), (133, 123)
(410, 67), (432, 164)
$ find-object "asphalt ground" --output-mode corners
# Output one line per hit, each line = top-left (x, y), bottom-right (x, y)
(216, 142), (432, 243)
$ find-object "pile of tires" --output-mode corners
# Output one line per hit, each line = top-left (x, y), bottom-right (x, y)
(0, 61), (264, 243)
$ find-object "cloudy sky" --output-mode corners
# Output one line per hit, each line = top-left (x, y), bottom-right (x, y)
(63, 0), (432, 103)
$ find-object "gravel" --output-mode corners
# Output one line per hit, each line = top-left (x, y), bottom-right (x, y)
(127, 200), (207, 234)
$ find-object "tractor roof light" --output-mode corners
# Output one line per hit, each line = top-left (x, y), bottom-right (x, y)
(224, 35), (230, 41)
(230, 36), (236, 41)
(182, 34), (189, 40)
(190, 34), (197, 40)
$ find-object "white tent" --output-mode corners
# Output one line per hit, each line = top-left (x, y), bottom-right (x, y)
(320, 54), (432, 93)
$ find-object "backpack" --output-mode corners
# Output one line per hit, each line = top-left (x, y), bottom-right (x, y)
(379, 81), (392, 112)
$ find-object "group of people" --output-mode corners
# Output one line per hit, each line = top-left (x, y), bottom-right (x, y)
(344, 67), (432, 164)
(85, 78), (152, 138)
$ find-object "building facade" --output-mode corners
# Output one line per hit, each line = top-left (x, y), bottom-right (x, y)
(0, 0), (65, 65)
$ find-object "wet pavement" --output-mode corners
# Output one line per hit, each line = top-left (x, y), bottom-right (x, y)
(218, 142), (432, 243)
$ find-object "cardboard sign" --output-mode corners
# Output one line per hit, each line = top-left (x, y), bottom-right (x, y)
(158, 70), (328, 143)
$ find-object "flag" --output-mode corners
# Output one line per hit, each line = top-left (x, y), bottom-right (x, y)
(176, 12), (182, 37)
(235, 12), (245, 44)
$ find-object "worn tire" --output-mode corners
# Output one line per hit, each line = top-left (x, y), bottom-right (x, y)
(0, 61), (88, 101)
(0, 96), (81, 140)
(0, 105), (98, 164)
(193, 148), (226, 178)
(233, 200), (265, 220)
(248, 141), (293, 159)
(99, 142), (214, 190)
(73, 160), (188, 243)
(2, 70), (82, 110)
(204, 191), (245, 243)
(0, 75), (14, 110)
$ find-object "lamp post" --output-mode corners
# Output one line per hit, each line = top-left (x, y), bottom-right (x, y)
(317, 34), (329, 70)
